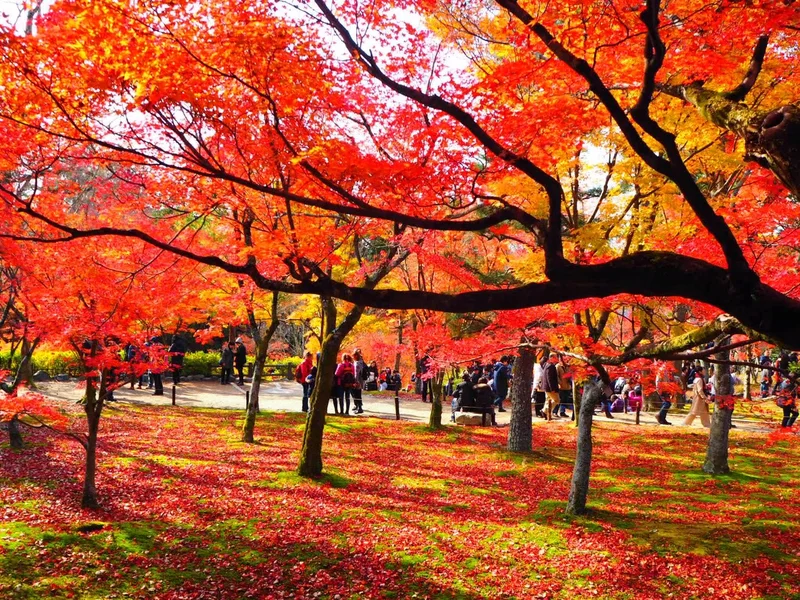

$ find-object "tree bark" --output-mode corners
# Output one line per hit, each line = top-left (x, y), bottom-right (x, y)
(507, 345), (534, 452)
(680, 87), (800, 199)
(242, 292), (280, 443)
(18, 337), (35, 388)
(81, 380), (102, 509)
(8, 415), (23, 449)
(566, 382), (602, 515)
(298, 299), (364, 477)
(428, 371), (444, 429)
(704, 340), (732, 475)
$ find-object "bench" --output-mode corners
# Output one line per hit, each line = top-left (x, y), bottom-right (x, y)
(457, 405), (494, 426)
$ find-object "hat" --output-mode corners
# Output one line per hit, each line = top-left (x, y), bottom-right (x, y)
(235, 337), (243, 343)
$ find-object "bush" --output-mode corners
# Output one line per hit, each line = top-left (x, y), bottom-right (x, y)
(182, 351), (222, 376)
(0, 349), (80, 376)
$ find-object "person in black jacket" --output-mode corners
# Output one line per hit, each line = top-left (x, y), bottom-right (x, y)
(451, 372), (475, 422)
(234, 337), (247, 385)
(473, 377), (497, 425)
(168, 336), (186, 385)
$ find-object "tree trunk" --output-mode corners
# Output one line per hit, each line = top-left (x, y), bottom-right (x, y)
(242, 292), (280, 443)
(507, 345), (534, 452)
(298, 299), (364, 477)
(681, 87), (800, 199)
(81, 382), (102, 509)
(18, 337), (35, 388)
(428, 371), (444, 429)
(565, 382), (601, 515)
(8, 415), (23, 449)
(704, 340), (732, 475)
(298, 333), (341, 476)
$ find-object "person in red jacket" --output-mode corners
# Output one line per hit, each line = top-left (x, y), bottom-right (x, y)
(296, 351), (315, 412)
(334, 353), (357, 415)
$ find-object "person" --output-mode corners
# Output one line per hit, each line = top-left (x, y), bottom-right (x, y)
(657, 390), (673, 425)
(777, 374), (799, 428)
(542, 354), (560, 420)
(234, 337), (247, 386)
(493, 355), (510, 412)
(352, 348), (367, 414)
(296, 351), (315, 412)
(473, 377), (497, 426)
(365, 360), (379, 391)
(220, 342), (234, 385)
(628, 384), (643, 419)
(149, 337), (165, 396)
(682, 366), (711, 427)
(335, 353), (357, 415)
(389, 370), (402, 393)
(168, 335), (186, 385)
(451, 372), (476, 421)
(532, 356), (546, 418)
(419, 354), (431, 402)
(555, 355), (572, 418)
(124, 343), (139, 389)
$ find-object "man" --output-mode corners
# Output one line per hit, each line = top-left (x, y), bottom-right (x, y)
(168, 335), (186, 385)
(234, 337), (247, 386)
(542, 354), (560, 420)
(149, 337), (165, 396)
(220, 342), (234, 385)
(352, 348), (367, 414)
(451, 372), (476, 422)
(493, 356), (511, 412)
(419, 354), (431, 402)
(555, 355), (572, 419)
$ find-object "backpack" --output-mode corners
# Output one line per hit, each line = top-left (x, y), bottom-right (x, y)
(295, 364), (304, 384)
(341, 369), (357, 388)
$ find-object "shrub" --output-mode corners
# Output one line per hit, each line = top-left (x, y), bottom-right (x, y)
(0, 349), (80, 376)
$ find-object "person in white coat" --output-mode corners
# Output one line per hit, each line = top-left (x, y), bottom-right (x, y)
(683, 366), (711, 427)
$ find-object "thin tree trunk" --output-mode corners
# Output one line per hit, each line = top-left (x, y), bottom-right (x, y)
(81, 380), (102, 509)
(242, 292), (280, 443)
(704, 339), (732, 475)
(507, 346), (534, 452)
(428, 371), (444, 429)
(18, 337), (34, 387)
(393, 318), (403, 373)
(8, 415), (23, 449)
(566, 383), (602, 515)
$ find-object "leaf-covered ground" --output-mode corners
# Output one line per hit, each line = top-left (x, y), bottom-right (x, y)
(1, 406), (799, 599)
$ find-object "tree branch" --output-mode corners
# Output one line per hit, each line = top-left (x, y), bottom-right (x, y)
(725, 34), (770, 102)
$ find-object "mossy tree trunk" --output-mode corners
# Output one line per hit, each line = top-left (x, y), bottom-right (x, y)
(81, 366), (104, 509)
(298, 298), (364, 477)
(242, 292), (280, 443)
(507, 345), (535, 452)
(428, 371), (444, 429)
(681, 87), (800, 198)
(704, 339), (732, 475)
(565, 382), (601, 515)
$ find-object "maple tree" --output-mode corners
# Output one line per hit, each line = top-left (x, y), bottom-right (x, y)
(0, 0), (798, 490)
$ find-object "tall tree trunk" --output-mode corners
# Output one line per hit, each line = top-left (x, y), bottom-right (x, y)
(298, 299), (364, 477)
(242, 292), (280, 443)
(428, 371), (444, 429)
(81, 379), (102, 509)
(704, 340), (732, 475)
(566, 383), (601, 515)
(393, 317), (403, 373)
(507, 345), (535, 452)
(8, 415), (23, 449)
(18, 337), (34, 387)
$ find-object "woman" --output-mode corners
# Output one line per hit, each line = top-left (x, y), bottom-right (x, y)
(297, 351), (315, 412)
(334, 353), (356, 415)
(778, 374), (799, 428)
(682, 366), (711, 427)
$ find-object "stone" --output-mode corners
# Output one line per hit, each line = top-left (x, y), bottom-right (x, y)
(32, 370), (51, 382)
(455, 413), (485, 426)
(55, 374), (70, 382)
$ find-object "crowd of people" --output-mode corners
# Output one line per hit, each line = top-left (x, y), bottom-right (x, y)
(282, 347), (800, 429)
(294, 349), (402, 415)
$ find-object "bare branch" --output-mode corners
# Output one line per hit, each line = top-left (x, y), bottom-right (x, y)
(725, 35), (770, 102)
